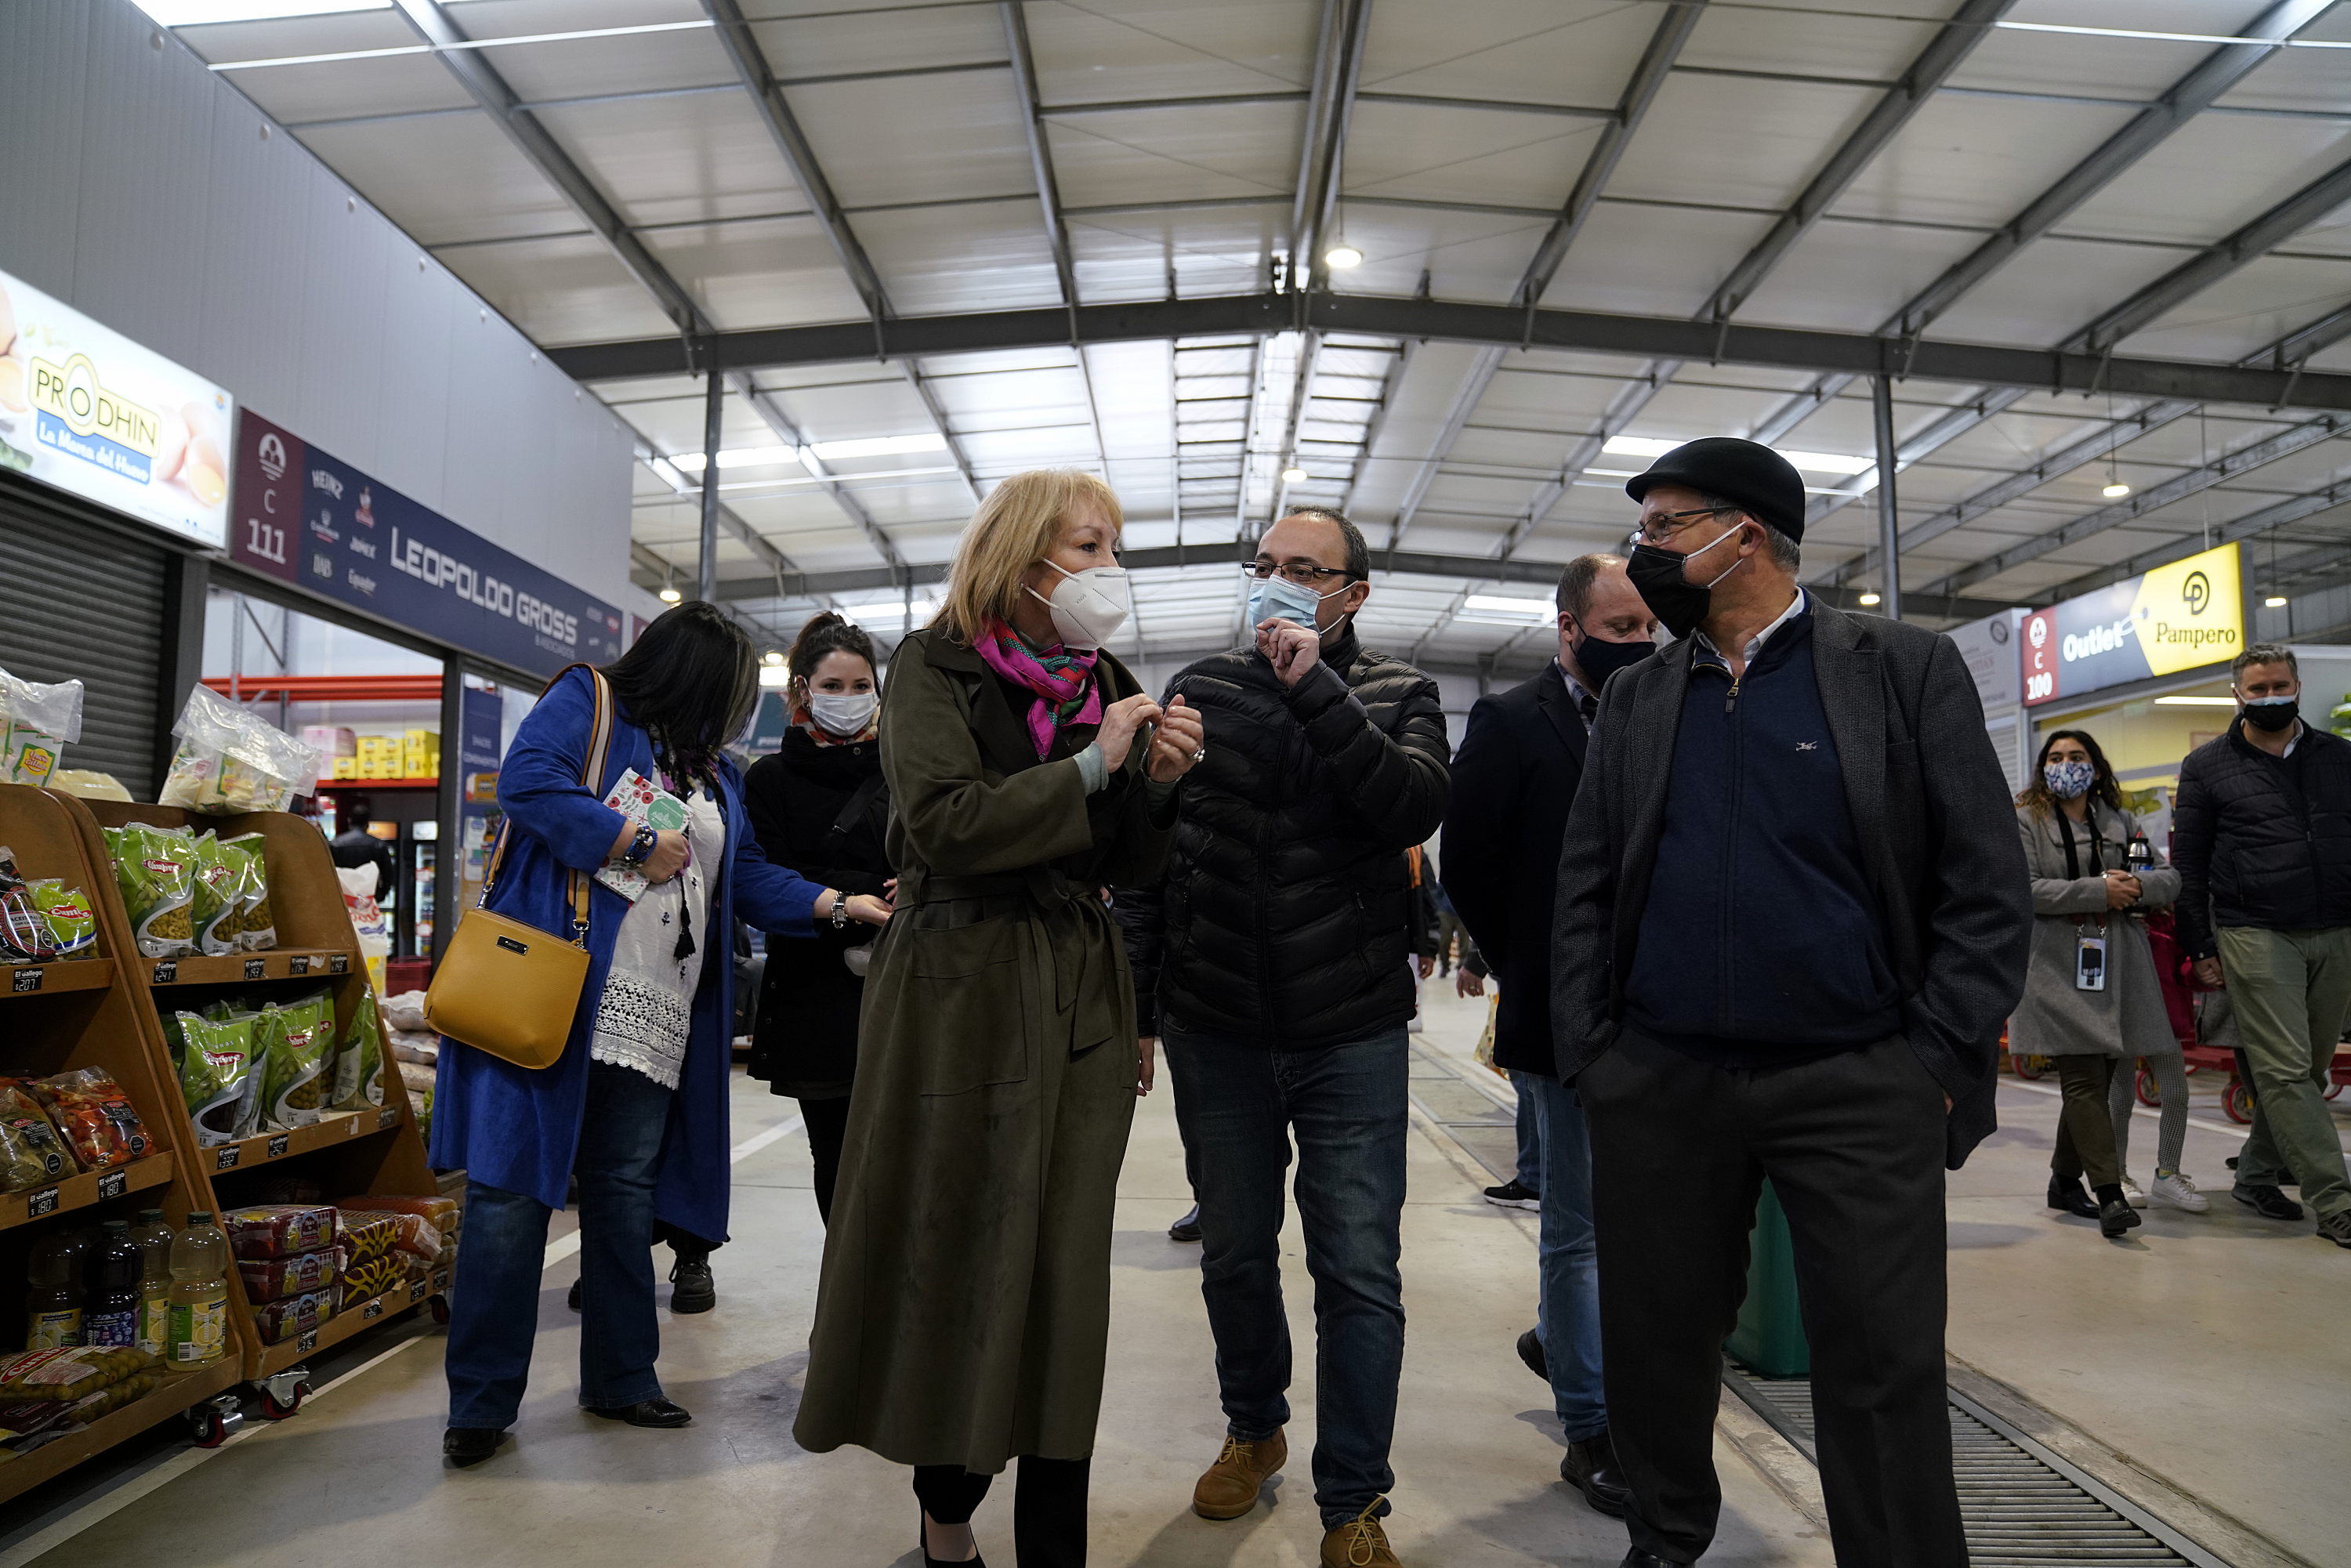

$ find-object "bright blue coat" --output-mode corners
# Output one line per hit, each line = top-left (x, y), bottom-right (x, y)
(429, 666), (822, 1242)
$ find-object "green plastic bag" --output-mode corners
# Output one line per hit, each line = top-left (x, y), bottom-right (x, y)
(331, 994), (386, 1112)
(167, 1009), (256, 1147)
(221, 833), (276, 952)
(187, 833), (241, 957)
(110, 823), (197, 959)
(257, 989), (336, 1131)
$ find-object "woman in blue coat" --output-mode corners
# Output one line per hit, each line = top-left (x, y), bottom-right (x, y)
(434, 603), (891, 1465)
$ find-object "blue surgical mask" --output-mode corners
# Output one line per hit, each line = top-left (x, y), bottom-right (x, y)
(2043, 759), (2096, 799)
(1248, 571), (1347, 632)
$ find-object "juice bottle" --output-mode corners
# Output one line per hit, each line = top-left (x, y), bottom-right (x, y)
(166, 1211), (230, 1369)
(129, 1208), (176, 1360)
(25, 1228), (92, 1349)
(83, 1220), (143, 1348)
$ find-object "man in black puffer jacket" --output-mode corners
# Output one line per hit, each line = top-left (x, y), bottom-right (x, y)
(1118, 505), (1447, 1567)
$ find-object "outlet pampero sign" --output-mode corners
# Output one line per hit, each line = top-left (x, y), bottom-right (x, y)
(2021, 541), (2244, 708)
(0, 266), (233, 547)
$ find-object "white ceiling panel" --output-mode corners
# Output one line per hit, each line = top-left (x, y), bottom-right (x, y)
(2117, 255), (2351, 364)
(435, 232), (678, 343)
(2062, 114), (2351, 248)
(1538, 200), (1777, 317)
(856, 201), (1062, 313)
(1943, 0), (2271, 99)
(294, 113), (575, 244)
(1680, 1), (1953, 81)
(1069, 205), (1281, 299)
(1358, 0), (1654, 111)
(1341, 100), (1600, 211)
(1730, 219), (1987, 332)
(1326, 205), (1551, 305)
(208, 57), (475, 128)
(534, 93), (803, 229)
(1605, 74), (1882, 213)
(1022, 0), (1317, 107)
(785, 71), (1037, 209)
(469, 29), (737, 104)
(1046, 102), (1304, 208)
(748, 6), (1007, 79)
(638, 215), (871, 329)
(1926, 237), (2201, 347)
(1830, 94), (2145, 230)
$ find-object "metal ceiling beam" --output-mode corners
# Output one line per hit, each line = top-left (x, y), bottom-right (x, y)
(1290, 0), (1373, 291)
(1918, 415), (2351, 598)
(2041, 473), (2351, 602)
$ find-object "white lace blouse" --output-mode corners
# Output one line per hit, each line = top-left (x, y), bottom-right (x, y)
(588, 786), (725, 1090)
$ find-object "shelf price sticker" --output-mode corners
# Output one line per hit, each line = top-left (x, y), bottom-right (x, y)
(97, 1169), (126, 1201)
(328, 954), (349, 975)
(244, 958), (266, 980)
(363, 1298), (385, 1321)
(25, 1187), (59, 1218)
(288, 954), (310, 976)
(297, 1330), (317, 1353)
(215, 1147), (240, 1171)
(12, 968), (42, 994)
(377, 1108), (397, 1131)
(266, 1134), (289, 1159)
(152, 961), (176, 984)
(409, 1280), (427, 1302)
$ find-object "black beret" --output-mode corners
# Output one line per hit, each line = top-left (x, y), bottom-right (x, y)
(1625, 437), (1808, 541)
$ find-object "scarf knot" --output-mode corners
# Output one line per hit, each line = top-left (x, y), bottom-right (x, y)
(977, 621), (1101, 758)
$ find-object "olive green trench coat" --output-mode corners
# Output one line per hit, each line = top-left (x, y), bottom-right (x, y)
(793, 627), (1175, 1472)
(2009, 800), (2183, 1061)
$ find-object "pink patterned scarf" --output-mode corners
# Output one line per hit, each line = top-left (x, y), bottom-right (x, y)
(976, 619), (1101, 759)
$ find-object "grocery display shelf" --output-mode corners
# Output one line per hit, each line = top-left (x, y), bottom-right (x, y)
(312, 777), (437, 791)
(197, 1107), (400, 1177)
(0, 1358), (244, 1506)
(252, 1271), (448, 1380)
(142, 948), (353, 987)
(0, 1152), (175, 1233)
(0, 958), (114, 1000)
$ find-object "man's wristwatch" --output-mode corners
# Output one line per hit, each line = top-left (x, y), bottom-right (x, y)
(828, 890), (849, 929)
(622, 823), (657, 866)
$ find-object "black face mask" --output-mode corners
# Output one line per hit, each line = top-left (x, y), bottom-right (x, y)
(1570, 628), (1656, 688)
(1625, 520), (1748, 640)
(2241, 697), (2299, 733)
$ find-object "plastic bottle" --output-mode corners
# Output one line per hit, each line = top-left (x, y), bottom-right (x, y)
(166, 1211), (230, 1369)
(83, 1220), (143, 1349)
(2126, 828), (2153, 875)
(129, 1208), (176, 1360)
(25, 1229), (92, 1349)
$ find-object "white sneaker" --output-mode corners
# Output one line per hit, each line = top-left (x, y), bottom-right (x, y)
(2150, 1171), (2209, 1212)
(2118, 1175), (2148, 1208)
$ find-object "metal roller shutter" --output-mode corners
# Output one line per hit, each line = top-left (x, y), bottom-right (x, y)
(0, 483), (172, 801)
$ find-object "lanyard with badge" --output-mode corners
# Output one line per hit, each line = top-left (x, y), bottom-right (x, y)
(2057, 812), (2106, 991)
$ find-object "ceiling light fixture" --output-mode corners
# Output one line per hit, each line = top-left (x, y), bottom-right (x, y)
(763, 650), (784, 665)
(1324, 244), (1364, 270)
(758, 665), (792, 689)
(658, 588), (683, 604)
(2103, 482), (2132, 498)
(1857, 592), (1882, 607)
(1281, 466), (1309, 484)
(201, 16), (715, 71)
(1462, 595), (1554, 618)
(2153, 695), (2239, 707)
(1600, 435), (1871, 476)
(2265, 595), (2290, 608)
(136, 0), (386, 24)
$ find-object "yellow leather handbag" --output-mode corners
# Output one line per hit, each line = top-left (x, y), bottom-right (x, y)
(423, 666), (614, 1070)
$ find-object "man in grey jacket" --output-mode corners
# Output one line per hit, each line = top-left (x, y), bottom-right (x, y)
(1550, 439), (2030, 1568)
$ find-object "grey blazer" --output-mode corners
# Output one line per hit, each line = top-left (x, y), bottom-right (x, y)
(1549, 599), (2031, 1168)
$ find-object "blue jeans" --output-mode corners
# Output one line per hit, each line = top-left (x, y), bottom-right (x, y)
(445, 1061), (676, 1429)
(1163, 1026), (1408, 1527)
(1512, 1070), (1607, 1442)
(1511, 1087), (1541, 1190)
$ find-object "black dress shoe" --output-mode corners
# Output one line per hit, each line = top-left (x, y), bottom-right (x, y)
(669, 1255), (716, 1314)
(2047, 1175), (2099, 1219)
(2233, 1182), (2305, 1221)
(586, 1398), (692, 1428)
(1516, 1327), (1549, 1382)
(1620, 1551), (1683, 1567)
(2097, 1197), (2142, 1239)
(1168, 1204), (1202, 1243)
(921, 1514), (987, 1568)
(1562, 1430), (1630, 1518)
(443, 1427), (507, 1465)
(567, 1277), (581, 1312)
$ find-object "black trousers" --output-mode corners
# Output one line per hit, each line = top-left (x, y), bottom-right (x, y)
(2049, 1055), (2121, 1190)
(913, 1456), (1089, 1567)
(1580, 1031), (1964, 1568)
(797, 1095), (852, 1225)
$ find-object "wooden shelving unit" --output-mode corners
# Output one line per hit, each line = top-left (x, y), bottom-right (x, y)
(0, 787), (453, 1501)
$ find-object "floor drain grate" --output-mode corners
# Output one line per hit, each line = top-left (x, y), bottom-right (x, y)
(1722, 1367), (2228, 1566)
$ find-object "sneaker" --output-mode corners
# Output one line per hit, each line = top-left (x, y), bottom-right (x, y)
(669, 1255), (716, 1314)
(2117, 1175), (2147, 1208)
(2150, 1171), (2208, 1212)
(2233, 1182), (2305, 1222)
(1483, 1179), (1541, 1211)
(2317, 1211), (2351, 1249)
(1168, 1204), (1202, 1244)
(1320, 1501), (1400, 1567)
(1193, 1429), (1286, 1520)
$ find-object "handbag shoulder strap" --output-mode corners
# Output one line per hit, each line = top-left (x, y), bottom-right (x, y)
(825, 770), (888, 840)
(477, 664), (617, 946)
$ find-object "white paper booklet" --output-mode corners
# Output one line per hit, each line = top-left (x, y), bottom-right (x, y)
(595, 767), (688, 902)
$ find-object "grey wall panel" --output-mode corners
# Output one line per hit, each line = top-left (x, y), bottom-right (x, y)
(373, 250), (458, 513)
(197, 89), (311, 425)
(0, 2), (88, 298)
(293, 162), (391, 465)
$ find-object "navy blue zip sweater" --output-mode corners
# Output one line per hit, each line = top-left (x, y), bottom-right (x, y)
(1623, 607), (1902, 1063)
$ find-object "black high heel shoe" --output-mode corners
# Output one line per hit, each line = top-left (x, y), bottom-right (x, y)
(920, 1512), (986, 1568)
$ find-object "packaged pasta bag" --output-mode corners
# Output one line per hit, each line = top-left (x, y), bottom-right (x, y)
(187, 833), (242, 957)
(0, 1082), (78, 1191)
(110, 823), (197, 959)
(25, 1069), (153, 1170)
(222, 834), (276, 952)
(257, 989), (336, 1131)
(0, 669), (83, 788)
(28, 884), (96, 960)
(158, 686), (323, 815)
(330, 993), (386, 1112)
(165, 1009), (255, 1146)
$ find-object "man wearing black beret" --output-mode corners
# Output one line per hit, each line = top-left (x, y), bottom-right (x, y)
(1549, 438), (2030, 1567)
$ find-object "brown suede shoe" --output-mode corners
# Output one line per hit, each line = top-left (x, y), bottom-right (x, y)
(1192, 1429), (1287, 1520)
(1320, 1501), (1400, 1567)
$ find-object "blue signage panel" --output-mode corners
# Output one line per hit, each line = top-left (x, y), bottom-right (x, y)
(231, 410), (623, 679)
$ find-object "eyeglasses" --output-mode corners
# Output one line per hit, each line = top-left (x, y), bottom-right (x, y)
(1244, 560), (1351, 585)
(1628, 506), (1740, 548)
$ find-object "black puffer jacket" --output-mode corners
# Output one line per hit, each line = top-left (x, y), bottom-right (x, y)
(1118, 625), (1450, 1047)
(2172, 719), (2351, 959)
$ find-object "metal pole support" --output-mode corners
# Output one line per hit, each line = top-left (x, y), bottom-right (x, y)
(698, 351), (724, 604)
(1871, 375), (1902, 620)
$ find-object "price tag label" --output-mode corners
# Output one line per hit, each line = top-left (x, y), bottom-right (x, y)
(97, 1169), (127, 1200)
(377, 1108), (397, 1131)
(267, 1134), (289, 1159)
(297, 1330), (318, 1353)
(409, 1280), (427, 1302)
(216, 1146), (241, 1171)
(288, 954), (310, 976)
(244, 958), (266, 980)
(152, 961), (177, 984)
(363, 1298), (385, 1321)
(328, 954), (350, 974)
(433, 1269), (451, 1291)
(10, 967), (41, 994)
(26, 1187), (59, 1218)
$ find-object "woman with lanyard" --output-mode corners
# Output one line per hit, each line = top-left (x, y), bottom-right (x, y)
(2011, 730), (2186, 1240)
(795, 469), (1204, 1567)
(435, 603), (892, 1467)
(744, 610), (893, 1222)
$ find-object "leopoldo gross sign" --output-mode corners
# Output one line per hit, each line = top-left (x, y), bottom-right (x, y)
(2021, 542), (2244, 708)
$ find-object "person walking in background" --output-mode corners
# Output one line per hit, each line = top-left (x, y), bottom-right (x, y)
(1119, 505), (1449, 1568)
(328, 793), (396, 900)
(744, 610), (894, 1225)
(1552, 439), (2030, 1568)
(795, 471), (1203, 1568)
(1442, 552), (1654, 1519)
(433, 603), (891, 1468)
(2172, 644), (2351, 1250)
(1433, 881), (1469, 977)
(2012, 730), (2193, 1238)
